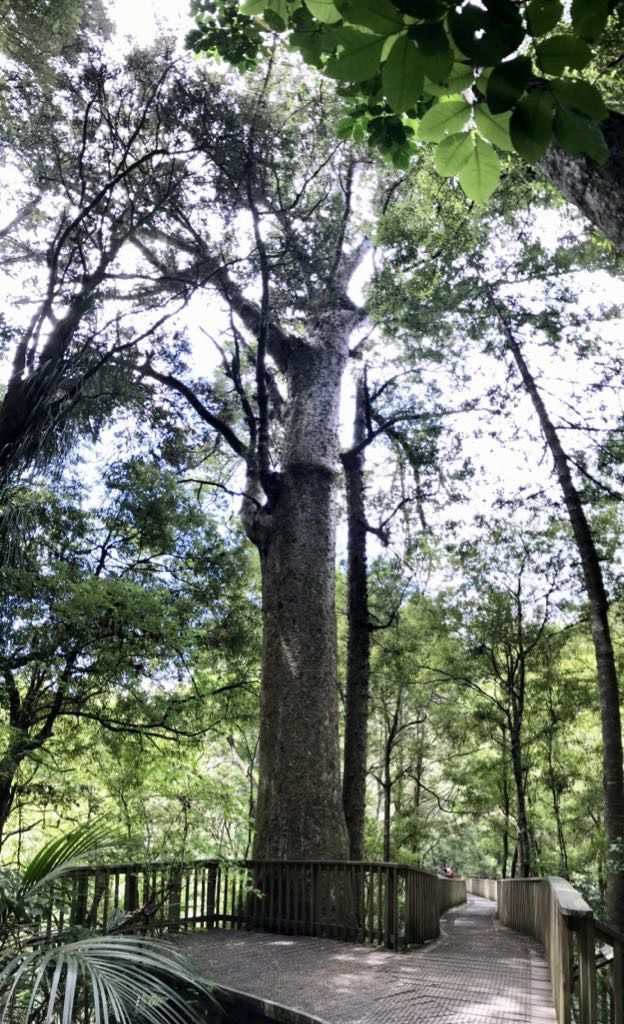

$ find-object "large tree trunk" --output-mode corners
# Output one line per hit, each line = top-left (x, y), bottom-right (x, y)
(252, 316), (350, 861)
(342, 371), (370, 861)
(538, 111), (624, 254)
(499, 314), (624, 928)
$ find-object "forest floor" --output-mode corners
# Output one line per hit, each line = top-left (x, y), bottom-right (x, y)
(177, 895), (557, 1023)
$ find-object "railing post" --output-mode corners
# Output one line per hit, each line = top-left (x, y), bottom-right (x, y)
(168, 865), (182, 932)
(70, 868), (89, 926)
(612, 938), (623, 1024)
(576, 917), (598, 1024)
(124, 865), (139, 913)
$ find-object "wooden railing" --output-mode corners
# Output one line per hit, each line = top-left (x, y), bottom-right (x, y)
(465, 877), (498, 901)
(474, 876), (623, 1024)
(41, 859), (466, 951)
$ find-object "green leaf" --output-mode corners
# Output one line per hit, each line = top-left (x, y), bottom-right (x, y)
(434, 131), (474, 175)
(449, 0), (524, 64)
(553, 107), (609, 162)
(335, 116), (355, 138)
(304, 0), (342, 23)
(418, 99), (471, 141)
(535, 35), (592, 75)
(382, 34), (425, 112)
(424, 63), (474, 97)
(21, 821), (117, 894)
(407, 21), (453, 82)
(486, 56), (532, 114)
(325, 28), (386, 81)
(240, 0), (266, 12)
(336, 0), (404, 35)
(525, 0), (563, 37)
(407, 21), (448, 56)
(509, 90), (554, 161)
(394, 0), (447, 15)
(551, 79), (608, 121)
(267, 0), (288, 15)
(421, 48), (454, 84)
(381, 33), (401, 60)
(264, 7), (286, 29)
(459, 135), (500, 202)
(474, 104), (514, 151)
(571, 0), (608, 40)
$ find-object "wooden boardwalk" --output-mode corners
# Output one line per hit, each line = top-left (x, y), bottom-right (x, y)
(178, 895), (557, 1024)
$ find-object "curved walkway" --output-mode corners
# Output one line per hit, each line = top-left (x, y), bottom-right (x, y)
(177, 896), (556, 1024)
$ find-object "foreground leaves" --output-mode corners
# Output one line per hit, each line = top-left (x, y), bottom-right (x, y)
(188, 0), (617, 202)
(0, 937), (213, 1024)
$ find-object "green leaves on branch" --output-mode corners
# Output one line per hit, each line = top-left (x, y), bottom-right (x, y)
(435, 132), (501, 202)
(188, 0), (617, 202)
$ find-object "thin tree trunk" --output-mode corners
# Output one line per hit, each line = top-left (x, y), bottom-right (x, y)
(510, 726), (532, 877)
(383, 773), (392, 864)
(252, 317), (351, 860)
(510, 842), (518, 879)
(501, 728), (511, 879)
(0, 774), (16, 851)
(498, 310), (624, 927)
(538, 111), (624, 254)
(342, 371), (370, 860)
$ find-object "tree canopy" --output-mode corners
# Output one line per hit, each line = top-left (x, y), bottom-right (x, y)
(1, 0), (624, 958)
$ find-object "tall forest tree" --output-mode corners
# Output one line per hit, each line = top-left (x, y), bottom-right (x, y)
(0, 49), (387, 860)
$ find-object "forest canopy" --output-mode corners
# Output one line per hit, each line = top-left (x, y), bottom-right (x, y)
(1, 0), (624, 961)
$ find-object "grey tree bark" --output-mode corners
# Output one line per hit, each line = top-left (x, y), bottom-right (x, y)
(538, 111), (624, 254)
(248, 312), (354, 860)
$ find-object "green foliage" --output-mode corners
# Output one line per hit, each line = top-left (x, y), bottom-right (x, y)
(0, 823), (211, 1023)
(188, 0), (620, 201)
(0, 461), (258, 847)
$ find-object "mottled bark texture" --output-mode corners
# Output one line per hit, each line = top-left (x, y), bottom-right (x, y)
(250, 312), (352, 861)
(341, 373), (371, 861)
(538, 111), (624, 253)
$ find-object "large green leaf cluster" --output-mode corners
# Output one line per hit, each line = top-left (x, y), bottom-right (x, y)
(188, 0), (619, 202)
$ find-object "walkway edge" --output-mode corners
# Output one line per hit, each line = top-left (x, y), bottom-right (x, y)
(212, 982), (332, 1024)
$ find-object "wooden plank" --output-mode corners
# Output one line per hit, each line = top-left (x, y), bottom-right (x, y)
(612, 938), (624, 1024)
(547, 877), (593, 920)
(576, 918), (598, 1024)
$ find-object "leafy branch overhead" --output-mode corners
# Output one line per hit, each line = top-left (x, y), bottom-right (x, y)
(188, 0), (616, 202)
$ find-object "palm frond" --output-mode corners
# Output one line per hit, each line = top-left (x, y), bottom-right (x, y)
(21, 821), (118, 895)
(0, 935), (214, 1024)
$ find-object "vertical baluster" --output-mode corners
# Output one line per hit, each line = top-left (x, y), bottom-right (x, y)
(612, 937), (623, 1024)
(577, 919), (598, 1024)
(102, 873), (110, 932)
(283, 862), (290, 934)
(312, 863), (320, 938)
(207, 863), (217, 928)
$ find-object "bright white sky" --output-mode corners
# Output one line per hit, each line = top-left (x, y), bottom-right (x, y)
(109, 0), (193, 45)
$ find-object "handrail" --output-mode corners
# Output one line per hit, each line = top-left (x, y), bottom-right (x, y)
(465, 877), (498, 901)
(467, 876), (623, 1024)
(39, 858), (466, 951)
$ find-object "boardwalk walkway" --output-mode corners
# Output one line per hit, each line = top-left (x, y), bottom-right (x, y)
(178, 895), (557, 1024)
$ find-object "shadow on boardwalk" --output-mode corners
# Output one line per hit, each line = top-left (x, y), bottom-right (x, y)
(177, 895), (557, 1024)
